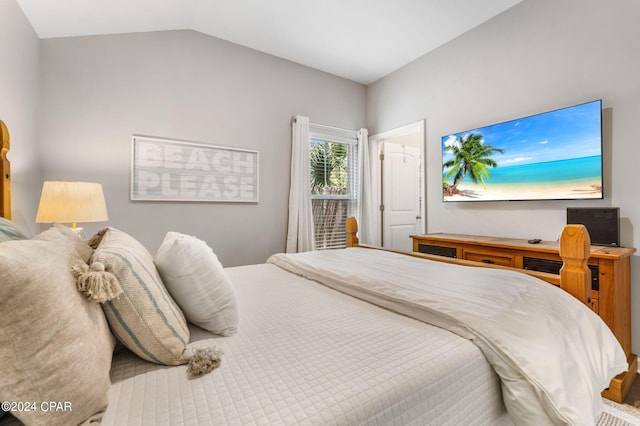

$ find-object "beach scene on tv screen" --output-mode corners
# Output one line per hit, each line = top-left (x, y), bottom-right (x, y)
(442, 100), (603, 202)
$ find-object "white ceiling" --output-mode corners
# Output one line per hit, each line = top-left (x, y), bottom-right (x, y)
(16, 0), (522, 84)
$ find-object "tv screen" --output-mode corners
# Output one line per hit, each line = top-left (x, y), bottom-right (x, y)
(442, 99), (603, 202)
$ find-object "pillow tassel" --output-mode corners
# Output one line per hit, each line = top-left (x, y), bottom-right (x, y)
(72, 261), (123, 303)
(186, 347), (223, 377)
(87, 228), (108, 249)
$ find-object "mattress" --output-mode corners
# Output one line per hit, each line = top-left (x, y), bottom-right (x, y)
(101, 263), (512, 426)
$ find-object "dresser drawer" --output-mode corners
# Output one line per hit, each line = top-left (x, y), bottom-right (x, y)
(463, 249), (515, 267)
(417, 243), (457, 258)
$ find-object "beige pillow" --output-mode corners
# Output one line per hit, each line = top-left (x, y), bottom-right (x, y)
(41, 223), (93, 262)
(0, 226), (114, 426)
(90, 227), (190, 365)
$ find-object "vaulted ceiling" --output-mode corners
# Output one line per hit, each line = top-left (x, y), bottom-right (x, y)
(16, 0), (522, 84)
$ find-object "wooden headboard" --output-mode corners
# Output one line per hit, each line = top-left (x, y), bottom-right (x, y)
(0, 120), (10, 219)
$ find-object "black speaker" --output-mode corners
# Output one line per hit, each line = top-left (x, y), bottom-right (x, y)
(566, 207), (620, 247)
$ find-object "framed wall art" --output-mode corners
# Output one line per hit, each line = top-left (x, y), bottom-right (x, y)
(131, 135), (259, 202)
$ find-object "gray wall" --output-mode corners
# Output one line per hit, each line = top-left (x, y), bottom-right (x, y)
(367, 0), (640, 353)
(0, 0), (41, 235)
(38, 30), (366, 266)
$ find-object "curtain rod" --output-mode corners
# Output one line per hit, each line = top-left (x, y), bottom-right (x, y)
(291, 116), (364, 135)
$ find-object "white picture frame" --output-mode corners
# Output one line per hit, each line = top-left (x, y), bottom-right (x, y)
(131, 135), (259, 203)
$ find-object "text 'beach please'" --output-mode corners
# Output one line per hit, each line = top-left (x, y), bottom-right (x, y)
(131, 137), (259, 202)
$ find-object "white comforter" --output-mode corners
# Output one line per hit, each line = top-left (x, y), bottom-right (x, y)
(100, 263), (511, 426)
(267, 248), (627, 426)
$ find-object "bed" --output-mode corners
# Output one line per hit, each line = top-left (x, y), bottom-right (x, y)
(0, 120), (631, 425)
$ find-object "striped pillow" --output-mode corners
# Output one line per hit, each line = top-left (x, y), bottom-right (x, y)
(90, 227), (189, 365)
(0, 217), (28, 242)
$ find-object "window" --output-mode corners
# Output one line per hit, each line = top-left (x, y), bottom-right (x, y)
(309, 124), (359, 250)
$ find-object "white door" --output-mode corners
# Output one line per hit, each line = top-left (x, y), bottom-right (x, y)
(382, 142), (421, 251)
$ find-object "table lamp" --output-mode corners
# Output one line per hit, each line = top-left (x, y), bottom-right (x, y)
(36, 181), (109, 233)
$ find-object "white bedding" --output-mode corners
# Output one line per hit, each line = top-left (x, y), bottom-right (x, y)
(267, 248), (628, 426)
(102, 263), (512, 426)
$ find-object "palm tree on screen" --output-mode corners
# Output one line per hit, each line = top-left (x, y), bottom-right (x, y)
(443, 133), (504, 195)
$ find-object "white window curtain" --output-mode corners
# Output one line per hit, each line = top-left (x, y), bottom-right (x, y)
(357, 128), (375, 245)
(286, 115), (315, 253)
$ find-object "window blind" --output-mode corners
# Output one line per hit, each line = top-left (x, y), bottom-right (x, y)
(309, 124), (359, 250)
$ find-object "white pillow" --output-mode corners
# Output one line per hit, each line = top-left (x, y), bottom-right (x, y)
(155, 232), (238, 336)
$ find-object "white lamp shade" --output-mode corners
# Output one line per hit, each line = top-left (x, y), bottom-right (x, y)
(36, 181), (109, 225)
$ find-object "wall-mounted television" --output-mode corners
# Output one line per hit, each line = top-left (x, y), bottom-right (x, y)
(442, 99), (603, 202)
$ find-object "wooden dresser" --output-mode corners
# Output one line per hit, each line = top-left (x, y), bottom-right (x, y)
(411, 232), (636, 402)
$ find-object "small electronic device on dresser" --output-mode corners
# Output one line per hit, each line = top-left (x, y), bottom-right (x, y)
(566, 207), (620, 247)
